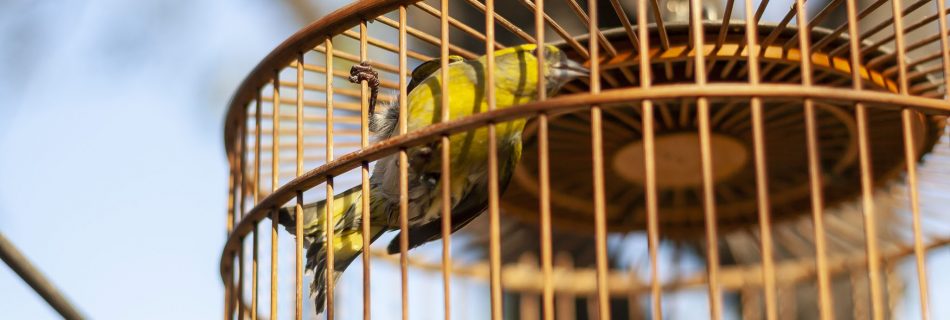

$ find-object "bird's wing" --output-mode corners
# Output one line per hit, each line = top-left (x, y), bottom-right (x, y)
(385, 172), (487, 254)
(406, 55), (465, 94)
(386, 136), (523, 254)
(371, 55), (465, 140)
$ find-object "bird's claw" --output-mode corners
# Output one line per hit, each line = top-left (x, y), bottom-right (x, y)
(348, 61), (380, 116)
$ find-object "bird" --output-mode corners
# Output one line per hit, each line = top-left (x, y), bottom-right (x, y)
(276, 43), (589, 315)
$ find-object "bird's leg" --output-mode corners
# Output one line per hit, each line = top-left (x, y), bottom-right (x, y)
(348, 61), (380, 116)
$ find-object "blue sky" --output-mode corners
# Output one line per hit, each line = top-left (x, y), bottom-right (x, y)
(0, 0), (313, 318)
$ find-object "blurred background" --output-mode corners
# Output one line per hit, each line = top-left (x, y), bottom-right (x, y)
(2, 0), (949, 319)
(0, 0), (351, 318)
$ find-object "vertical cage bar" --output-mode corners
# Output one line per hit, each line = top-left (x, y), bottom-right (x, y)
(740, 289), (759, 320)
(850, 269), (869, 319)
(894, 0), (931, 318)
(843, 0), (884, 319)
(902, 107), (929, 317)
(228, 154), (236, 236)
(237, 245), (245, 319)
(359, 19), (372, 320)
(520, 287), (540, 320)
(228, 149), (236, 234)
(325, 38), (337, 320)
(688, 0), (722, 318)
(793, 0), (835, 318)
(226, 158), (236, 320)
(884, 263), (900, 317)
(555, 255), (576, 320)
(485, 0), (503, 319)
(398, 6), (410, 320)
(252, 95), (262, 320)
(534, 0), (554, 319)
(270, 72), (281, 320)
(255, 94), (262, 207)
(228, 264), (236, 320)
(295, 51), (305, 320)
(251, 225), (259, 320)
(439, 0), (453, 319)
(587, 0), (610, 318)
(635, 0), (662, 318)
(239, 112), (248, 222)
(224, 273), (230, 320)
(237, 118), (247, 320)
(743, 0), (777, 319)
(272, 74), (281, 193)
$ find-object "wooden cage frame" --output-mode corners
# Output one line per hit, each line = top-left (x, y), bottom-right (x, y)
(221, 0), (950, 319)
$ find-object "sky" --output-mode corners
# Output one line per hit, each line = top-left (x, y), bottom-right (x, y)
(1, 0), (948, 319)
(0, 1), (488, 319)
(0, 0), (316, 318)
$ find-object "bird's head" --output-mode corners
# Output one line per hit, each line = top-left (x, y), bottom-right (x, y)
(492, 44), (589, 96)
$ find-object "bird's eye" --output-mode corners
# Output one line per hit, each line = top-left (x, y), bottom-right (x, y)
(534, 46), (552, 62)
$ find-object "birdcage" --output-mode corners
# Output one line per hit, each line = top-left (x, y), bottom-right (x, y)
(221, 0), (950, 319)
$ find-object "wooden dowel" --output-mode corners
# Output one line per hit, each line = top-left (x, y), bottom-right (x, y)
(341, 29), (434, 61)
(414, 1), (504, 50)
(462, 0), (536, 44)
(358, 20), (372, 320)
(588, 0), (610, 318)
(564, 0), (617, 56)
(439, 0), (454, 319)
(376, 15), (477, 59)
(269, 70), (280, 320)
(515, 0), (589, 58)
(743, 0), (777, 318)
(398, 7), (410, 320)
(0, 233), (86, 320)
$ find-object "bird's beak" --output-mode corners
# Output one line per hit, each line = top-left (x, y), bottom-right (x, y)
(558, 58), (590, 79)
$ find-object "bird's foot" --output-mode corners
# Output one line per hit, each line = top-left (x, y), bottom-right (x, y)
(348, 61), (380, 115)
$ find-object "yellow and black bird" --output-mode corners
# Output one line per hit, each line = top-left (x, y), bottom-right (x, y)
(277, 44), (588, 314)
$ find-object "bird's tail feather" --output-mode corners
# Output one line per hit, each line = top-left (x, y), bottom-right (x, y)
(308, 227), (384, 314)
(275, 185), (387, 315)
(276, 185), (363, 236)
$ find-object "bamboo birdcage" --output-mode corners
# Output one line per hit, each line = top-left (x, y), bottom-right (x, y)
(221, 0), (950, 319)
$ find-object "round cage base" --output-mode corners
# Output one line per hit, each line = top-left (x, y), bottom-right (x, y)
(500, 24), (946, 238)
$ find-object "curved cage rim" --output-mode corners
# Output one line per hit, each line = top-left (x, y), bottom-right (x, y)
(222, 0), (415, 159)
(219, 83), (950, 284)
